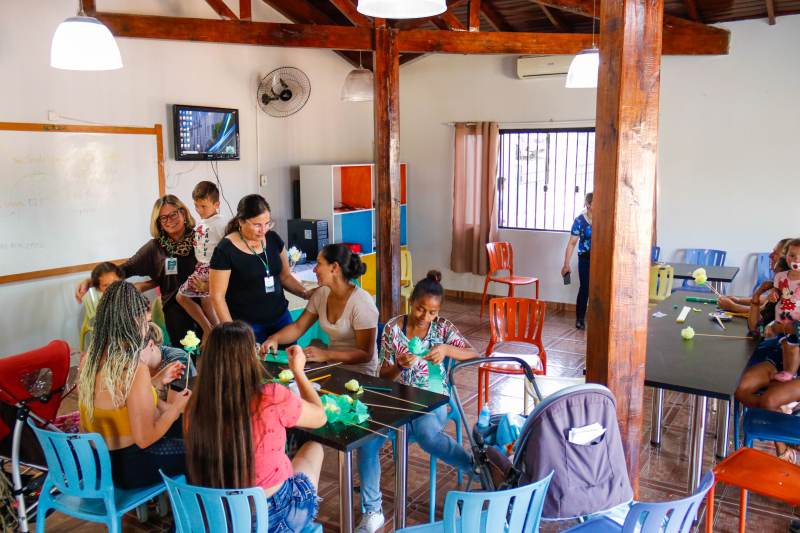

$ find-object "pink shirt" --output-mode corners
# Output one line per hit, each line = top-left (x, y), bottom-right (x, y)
(252, 383), (303, 490)
(774, 271), (800, 323)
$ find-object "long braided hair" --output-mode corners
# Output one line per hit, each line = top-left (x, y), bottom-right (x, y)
(78, 281), (150, 422)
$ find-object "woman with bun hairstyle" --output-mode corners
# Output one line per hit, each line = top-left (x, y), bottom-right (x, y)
(261, 244), (379, 375)
(353, 271), (478, 533)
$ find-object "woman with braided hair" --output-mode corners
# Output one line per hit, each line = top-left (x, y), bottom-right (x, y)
(78, 281), (191, 489)
(74, 195), (202, 348)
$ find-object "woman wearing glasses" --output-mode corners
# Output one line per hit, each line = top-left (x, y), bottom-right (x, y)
(74, 195), (201, 347)
(209, 194), (312, 344)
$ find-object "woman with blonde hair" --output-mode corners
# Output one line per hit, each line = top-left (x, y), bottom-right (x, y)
(75, 195), (203, 346)
(78, 281), (191, 489)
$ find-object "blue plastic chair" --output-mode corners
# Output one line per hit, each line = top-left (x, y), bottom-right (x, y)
(28, 419), (179, 533)
(651, 246), (661, 262)
(388, 356), (464, 523)
(161, 473), (322, 533)
(742, 408), (800, 448)
(679, 249), (727, 293)
(396, 471), (553, 533)
(560, 471), (715, 533)
(753, 252), (774, 294)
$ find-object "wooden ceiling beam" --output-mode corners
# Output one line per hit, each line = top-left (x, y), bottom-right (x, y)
(329, 0), (373, 27)
(395, 0), (471, 30)
(662, 14), (728, 34)
(469, 0), (481, 30)
(206, 0), (239, 20)
(93, 12), (728, 55)
(431, 17), (451, 29)
(479, 0), (515, 32)
(766, 0), (776, 24)
(440, 9), (468, 30)
(681, 0), (703, 22)
(81, 0), (96, 12)
(538, 4), (573, 32)
(240, 0), (252, 21)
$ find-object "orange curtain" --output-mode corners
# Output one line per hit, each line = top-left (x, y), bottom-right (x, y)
(450, 122), (500, 276)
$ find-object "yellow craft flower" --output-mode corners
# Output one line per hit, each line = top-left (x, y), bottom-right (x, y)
(278, 369), (294, 381)
(681, 326), (695, 340)
(345, 379), (362, 392)
(180, 331), (200, 350)
(693, 268), (707, 277)
(324, 402), (341, 414)
(695, 274), (708, 286)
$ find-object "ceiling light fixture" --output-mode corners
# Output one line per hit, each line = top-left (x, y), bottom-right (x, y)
(341, 52), (374, 102)
(51, 0), (122, 71)
(565, 0), (598, 88)
(357, 0), (446, 19)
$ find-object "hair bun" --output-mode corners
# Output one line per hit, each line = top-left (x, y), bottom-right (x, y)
(349, 254), (367, 277)
(427, 270), (442, 283)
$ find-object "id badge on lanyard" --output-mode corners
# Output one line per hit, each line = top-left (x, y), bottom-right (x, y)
(264, 274), (275, 293)
(165, 257), (178, 275)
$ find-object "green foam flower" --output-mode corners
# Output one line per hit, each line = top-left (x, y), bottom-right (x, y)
(408, 337), (429, 356)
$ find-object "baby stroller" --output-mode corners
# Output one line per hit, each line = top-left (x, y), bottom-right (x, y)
(0, 341), (76, 532)
(449, 357), (634, 521)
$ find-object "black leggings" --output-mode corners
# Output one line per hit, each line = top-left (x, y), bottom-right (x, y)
(108, 418), (186, 489)
(576, 252), (591, 320)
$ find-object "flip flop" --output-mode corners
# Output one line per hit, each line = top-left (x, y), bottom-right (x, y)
(770, 371), (797, 382)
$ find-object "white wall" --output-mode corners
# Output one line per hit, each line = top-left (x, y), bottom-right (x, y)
(400, 15), (800, 303)
(0, 0), (372, 357)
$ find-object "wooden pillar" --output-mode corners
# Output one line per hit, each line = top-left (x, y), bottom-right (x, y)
(373, 28), (402, 322)
(584, 0), (664, 495)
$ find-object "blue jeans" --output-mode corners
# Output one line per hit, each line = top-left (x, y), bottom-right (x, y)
(266, 472), (319, 533)
(248, 310), (297, 346)
(577, 252), (591, 320)
(356, 405), (471, 513)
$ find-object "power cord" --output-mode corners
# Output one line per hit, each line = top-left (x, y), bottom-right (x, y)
(210, 161), (234, 217)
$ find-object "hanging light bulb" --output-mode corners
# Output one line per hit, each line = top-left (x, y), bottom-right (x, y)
(342, 52), (374, 102)
(357, 0), (446, 19)
(51, 0), (122, 71)
(566, 0), (598, 88)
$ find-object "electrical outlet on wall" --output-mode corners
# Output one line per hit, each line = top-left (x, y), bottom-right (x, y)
(48, 110), (59, 121)
(260, 175), (267, 187)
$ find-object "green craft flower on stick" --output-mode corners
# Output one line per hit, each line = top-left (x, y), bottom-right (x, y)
(321, 394), (369, 424)
(180, 331), (200, 356)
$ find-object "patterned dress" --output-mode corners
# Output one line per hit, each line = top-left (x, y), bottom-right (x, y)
(570, 213), (592, 254)
(379, 316), (468, 396)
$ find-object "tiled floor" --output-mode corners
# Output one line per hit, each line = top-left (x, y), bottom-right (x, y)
(36, 298), (798, 532)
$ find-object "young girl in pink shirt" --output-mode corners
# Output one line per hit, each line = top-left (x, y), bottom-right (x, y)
(184, 322), (327, 533)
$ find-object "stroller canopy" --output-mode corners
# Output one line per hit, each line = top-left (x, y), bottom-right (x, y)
(513, 383), (634, 519)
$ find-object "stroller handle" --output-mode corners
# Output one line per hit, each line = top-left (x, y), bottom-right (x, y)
(449, 356), (537, 384)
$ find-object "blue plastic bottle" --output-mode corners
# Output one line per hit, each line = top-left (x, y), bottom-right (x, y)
(478, 406), (491, 428)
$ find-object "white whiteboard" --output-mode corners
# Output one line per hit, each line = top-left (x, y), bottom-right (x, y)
(0, 125), (163, 282)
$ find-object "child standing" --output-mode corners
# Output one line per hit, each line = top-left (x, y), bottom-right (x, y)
(768, 238), (800, 381)
(176, 181), (227, 342)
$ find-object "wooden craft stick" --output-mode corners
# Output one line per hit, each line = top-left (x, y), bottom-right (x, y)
(693, 334), (751, 339)
(363, 403), (436, 415)
(715, 316), (726, 330)
(305, 362), (342, 373)
(343, 421), (389, 439)
(308, 374), (330, 383)
(320, 389), (340, 396)
(367, 418), (400, 432)
(361, 388), (428, 408)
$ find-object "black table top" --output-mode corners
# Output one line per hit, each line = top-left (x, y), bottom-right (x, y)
(652, 262), (739, 283)
(172, 362), (449, 453)
(644, 292), (760, 400)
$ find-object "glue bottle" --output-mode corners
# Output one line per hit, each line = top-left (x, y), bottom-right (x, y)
(478, 406), (491, 428)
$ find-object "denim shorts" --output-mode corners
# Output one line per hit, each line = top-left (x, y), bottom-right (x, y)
(267, 472), (319, 533)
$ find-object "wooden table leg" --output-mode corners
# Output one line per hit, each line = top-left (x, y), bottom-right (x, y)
(739, 488), (747, 533)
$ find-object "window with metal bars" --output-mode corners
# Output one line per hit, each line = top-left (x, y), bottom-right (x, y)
(498, 128), (595, 232)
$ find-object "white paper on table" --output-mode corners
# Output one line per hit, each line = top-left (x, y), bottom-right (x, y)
(652, 311), (668, 318)
(568, 423), (607, 445)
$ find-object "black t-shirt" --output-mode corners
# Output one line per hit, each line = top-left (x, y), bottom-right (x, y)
(209, 232), (288, 324)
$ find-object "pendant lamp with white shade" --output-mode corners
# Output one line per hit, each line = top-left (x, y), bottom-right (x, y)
(51, 0), (122, 71)
(342, 52), (374, 102)
(565, 0), (598, 88)
(357, 0), (446, 19)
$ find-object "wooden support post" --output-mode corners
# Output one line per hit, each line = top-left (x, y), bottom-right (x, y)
(469, 0), (481, 31)
(584, 0), (663, 496)
(373, 28), (402, 322)
(240, 0), (252, 21)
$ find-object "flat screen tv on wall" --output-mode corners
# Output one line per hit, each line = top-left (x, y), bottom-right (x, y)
(173, 104), (239, 161)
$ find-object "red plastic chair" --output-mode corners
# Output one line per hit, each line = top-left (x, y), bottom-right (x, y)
(481, 243), (539, 318)
(478, 298), (547, 414)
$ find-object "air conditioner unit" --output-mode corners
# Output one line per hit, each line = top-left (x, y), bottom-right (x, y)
(516, 55), (573, 80)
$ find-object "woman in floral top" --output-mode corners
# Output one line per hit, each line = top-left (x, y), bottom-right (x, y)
(354, 271), (478, 532)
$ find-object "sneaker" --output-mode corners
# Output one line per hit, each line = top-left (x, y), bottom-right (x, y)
(576, 318), (585, 330)
(355, 511), (385, 533)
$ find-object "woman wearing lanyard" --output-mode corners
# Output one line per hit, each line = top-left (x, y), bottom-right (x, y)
(74, 195), (199, 347)
(561, 192), (593, 330)
(209, 194), (312, 344)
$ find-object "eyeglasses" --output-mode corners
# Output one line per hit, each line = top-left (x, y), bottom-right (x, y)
(247, 219), (275, 232)
(157, 208), (183, 224)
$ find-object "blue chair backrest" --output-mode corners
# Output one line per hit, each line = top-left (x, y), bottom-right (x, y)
(162, 473), (270, 533)
(651, 246), (661, 262)
(754, 253), (774, 292)
(685, 249), (726, 267)
(620, 471), (714, 533)
(377, 322), (385, 353)
(27, 418), (113, 499)
(442, 471), (553, 533)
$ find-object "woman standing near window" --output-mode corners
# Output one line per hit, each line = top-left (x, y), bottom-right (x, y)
(562, 192), (593, 329)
